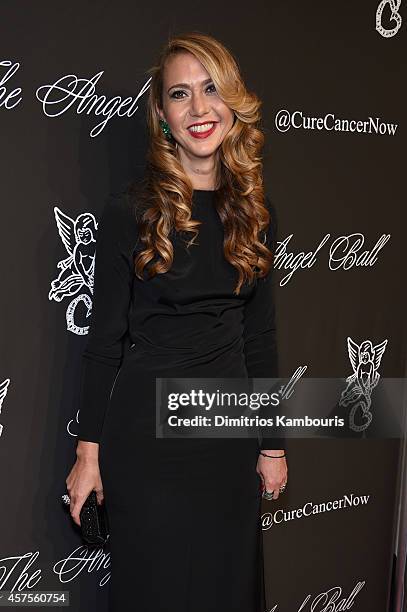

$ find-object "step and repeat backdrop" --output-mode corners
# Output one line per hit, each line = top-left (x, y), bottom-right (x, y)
(0, 2), (406, 611)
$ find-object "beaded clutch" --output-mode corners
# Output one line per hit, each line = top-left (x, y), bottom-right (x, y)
(79, 491), (109, 546)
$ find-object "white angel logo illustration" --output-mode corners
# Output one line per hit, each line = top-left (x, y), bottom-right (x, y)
(48, 207), (98, 335)
(340, 336), (388, 432)
(0, 378), (11, 438)
(376, 0), (402, 39)
(67, 408), (81, 439)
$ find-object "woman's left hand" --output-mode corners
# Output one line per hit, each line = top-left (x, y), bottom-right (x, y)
(256, 451), (288, 500)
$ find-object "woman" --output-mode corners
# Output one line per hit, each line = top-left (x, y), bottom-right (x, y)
(66, 31), (288, 612)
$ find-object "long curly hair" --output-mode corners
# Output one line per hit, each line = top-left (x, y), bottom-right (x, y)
(128, 31), (275, 295)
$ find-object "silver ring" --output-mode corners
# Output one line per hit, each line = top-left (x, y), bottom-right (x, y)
(262, 490), (274, 500)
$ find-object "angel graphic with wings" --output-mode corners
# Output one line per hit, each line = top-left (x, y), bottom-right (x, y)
(48, 207), (98, 335)
(340, 336), (388, 432)
(0, 378), (11, 438)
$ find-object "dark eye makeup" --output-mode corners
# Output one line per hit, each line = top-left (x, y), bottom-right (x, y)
(170, 83), (217, 99)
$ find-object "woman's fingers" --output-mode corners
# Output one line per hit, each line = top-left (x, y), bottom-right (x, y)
(69, 495), (85, 527)
(264, 480), (281, 500)
(258, 456), (288, 500)
(95, 488), (104, 505)
(65, 457), (104, 526)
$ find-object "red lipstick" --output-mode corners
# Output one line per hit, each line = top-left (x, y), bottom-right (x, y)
(187, 122), (218, 139)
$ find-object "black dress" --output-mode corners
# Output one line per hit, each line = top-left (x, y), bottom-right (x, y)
(77, 188), (285, 612)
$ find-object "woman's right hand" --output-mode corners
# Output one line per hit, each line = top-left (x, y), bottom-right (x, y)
(65, 441), (104, 527)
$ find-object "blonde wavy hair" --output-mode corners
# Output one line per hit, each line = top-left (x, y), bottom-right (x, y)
(128, 31), (275, 295)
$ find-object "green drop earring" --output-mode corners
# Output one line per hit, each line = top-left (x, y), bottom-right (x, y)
(159, 118), (173, 142)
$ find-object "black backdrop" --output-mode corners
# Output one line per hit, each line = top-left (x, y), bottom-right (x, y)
(0, 2), (406, 611)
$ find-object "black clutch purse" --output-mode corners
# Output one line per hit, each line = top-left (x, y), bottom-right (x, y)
(79, 491), (109, 547)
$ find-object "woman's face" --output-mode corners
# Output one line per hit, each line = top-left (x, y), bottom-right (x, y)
(157, 52), (234, 161)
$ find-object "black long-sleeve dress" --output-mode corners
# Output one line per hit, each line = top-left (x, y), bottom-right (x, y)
(77, 188), (285, 612)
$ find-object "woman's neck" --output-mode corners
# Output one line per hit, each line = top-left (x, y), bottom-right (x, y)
(177, 148), (219, 191)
